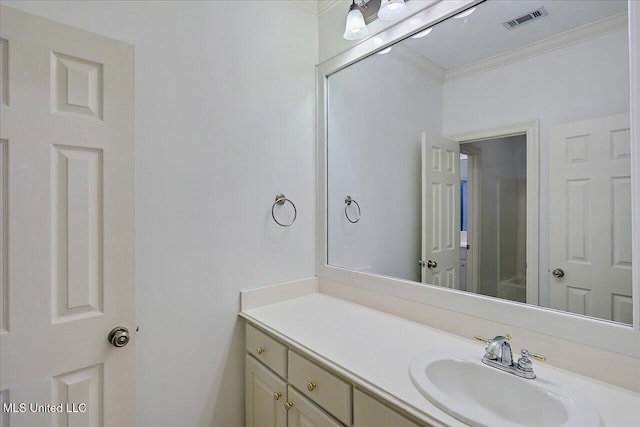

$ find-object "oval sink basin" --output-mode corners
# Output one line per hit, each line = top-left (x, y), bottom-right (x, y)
(409, 349), (602, 427)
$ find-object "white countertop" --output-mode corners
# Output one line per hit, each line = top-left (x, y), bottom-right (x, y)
(240, 293), (640, 427)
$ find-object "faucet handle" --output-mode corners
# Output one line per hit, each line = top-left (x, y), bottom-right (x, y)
(517, 349), (533, 371)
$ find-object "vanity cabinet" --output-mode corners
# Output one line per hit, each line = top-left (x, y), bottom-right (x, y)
(353, 389), (420, 427)
(246, 355), (287, 427)
(244, 323), (428, 427)
(287, 386), (343, 427)
(288, 350), (352, 425)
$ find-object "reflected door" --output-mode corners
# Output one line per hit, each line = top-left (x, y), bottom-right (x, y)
(0, 6), (135, 426)
(421, 133), (460, 288)
(549, 113), (632, 323)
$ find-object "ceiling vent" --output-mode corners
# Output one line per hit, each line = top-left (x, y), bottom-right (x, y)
(502, 7), (548, 30)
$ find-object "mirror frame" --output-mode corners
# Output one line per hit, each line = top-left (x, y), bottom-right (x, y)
(316, 0), (640, 357)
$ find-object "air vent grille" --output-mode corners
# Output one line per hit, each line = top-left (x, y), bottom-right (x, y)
(502, 7), (548, 30)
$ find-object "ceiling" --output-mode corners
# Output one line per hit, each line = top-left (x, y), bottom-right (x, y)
(402, 0), (627, 70)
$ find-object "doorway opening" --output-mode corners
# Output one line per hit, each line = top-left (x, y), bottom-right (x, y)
(459, 135), (527, 302)
(450, 120), (539, 305)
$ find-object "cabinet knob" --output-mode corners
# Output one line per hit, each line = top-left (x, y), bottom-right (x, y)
(273, 392), (282, 401)
(284, 401), (294, 411)
(306, 382), (317, 392)
(256, 346), (265, 355)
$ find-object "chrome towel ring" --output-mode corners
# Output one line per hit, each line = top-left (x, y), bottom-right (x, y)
(344, 196), (361, 223)
(272, 194), (297, 227)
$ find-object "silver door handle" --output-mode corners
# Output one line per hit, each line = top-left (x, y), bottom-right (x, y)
(552, 268), (565, 278)
(418, 260), (426, 267)
(108, 326), (130, 348)
(427, 260), (437, 269)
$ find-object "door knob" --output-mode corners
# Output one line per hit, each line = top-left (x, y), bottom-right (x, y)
(108, 326), (130, 348)
(552, 268), (565, 278)
(427, 260), (437, 269)
(418, 260), (426, 267)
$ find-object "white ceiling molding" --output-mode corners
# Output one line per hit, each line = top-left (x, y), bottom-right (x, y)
(389, 44), (446, 83)
(290, 0), (343, 15)
(318, 0), (343, 15)
(445, 11), (628, 82)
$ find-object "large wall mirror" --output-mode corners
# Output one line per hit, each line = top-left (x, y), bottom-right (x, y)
(325, 0), (634, 327)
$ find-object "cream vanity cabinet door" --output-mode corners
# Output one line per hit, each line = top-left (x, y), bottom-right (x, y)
(246, 355), (287, 427)
(286, 386), (343, 427)
(353, 389), (425, 427)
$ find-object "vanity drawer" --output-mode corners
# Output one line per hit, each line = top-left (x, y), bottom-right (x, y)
(246, 324), (287, 378)
(288, 351), (352, 425)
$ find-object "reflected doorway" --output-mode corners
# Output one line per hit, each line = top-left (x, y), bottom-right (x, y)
(458, 135), (527, 302)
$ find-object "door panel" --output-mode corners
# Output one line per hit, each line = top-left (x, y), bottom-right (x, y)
(286, 387), (342, 427)
(549, 113), (632, 323)
(0, 6), (135, 426)
(422, 133), (460, 288)
(245, 355), (287, 427)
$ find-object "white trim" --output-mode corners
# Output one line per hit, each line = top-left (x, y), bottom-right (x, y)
(446, 11), (628, 82)
(317, 0), (640, 358)
(291, 0), (343, 15)
(630, 1), (640, 332)
(317, 0), (343, 15)
(459, 147), (480, 295)
(389, 44), (446, 82)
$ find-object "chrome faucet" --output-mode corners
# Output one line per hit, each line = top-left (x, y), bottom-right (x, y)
(482, 335), (535, 379)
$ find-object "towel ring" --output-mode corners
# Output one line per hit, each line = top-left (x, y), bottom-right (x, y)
(344, 196), (361, 223)
(272, 194), (297, 227)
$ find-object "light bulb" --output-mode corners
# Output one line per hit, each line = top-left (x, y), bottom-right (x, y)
(378, 0), (407, 22)
(343, 4), (369, 40)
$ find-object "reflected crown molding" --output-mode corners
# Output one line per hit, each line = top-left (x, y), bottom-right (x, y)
(445, 11), (628, 82)
(386, 11), (627, 83)
(389, 44), (446, 82)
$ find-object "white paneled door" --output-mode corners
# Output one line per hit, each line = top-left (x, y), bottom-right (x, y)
(421, 133), (460, 289)
(549, 113), (632, 324)
(0, 6), (135, 427)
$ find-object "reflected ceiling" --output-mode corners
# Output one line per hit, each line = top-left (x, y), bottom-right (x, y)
(403, 0), (627, 70)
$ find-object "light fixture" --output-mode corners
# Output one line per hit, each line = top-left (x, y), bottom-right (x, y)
(454, 7), (476, 19)
(411, 27), (432, 39)
(378, 0), (407, 21)
(343, 0), (369, 41)
(377, 46), (392, 55)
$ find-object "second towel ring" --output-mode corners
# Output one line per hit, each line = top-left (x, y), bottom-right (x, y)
(272, 194), (297, 227)
(344, 196), (361, 223)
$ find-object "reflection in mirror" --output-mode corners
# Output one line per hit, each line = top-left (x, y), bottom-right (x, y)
(327, 0), (632, 324)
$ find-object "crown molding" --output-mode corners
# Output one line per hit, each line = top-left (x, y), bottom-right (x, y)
(290, 0), (343, 15)
(389, 43), (446, 82)
(445, 11), (628, 82)
(318, 0), (343, 15)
